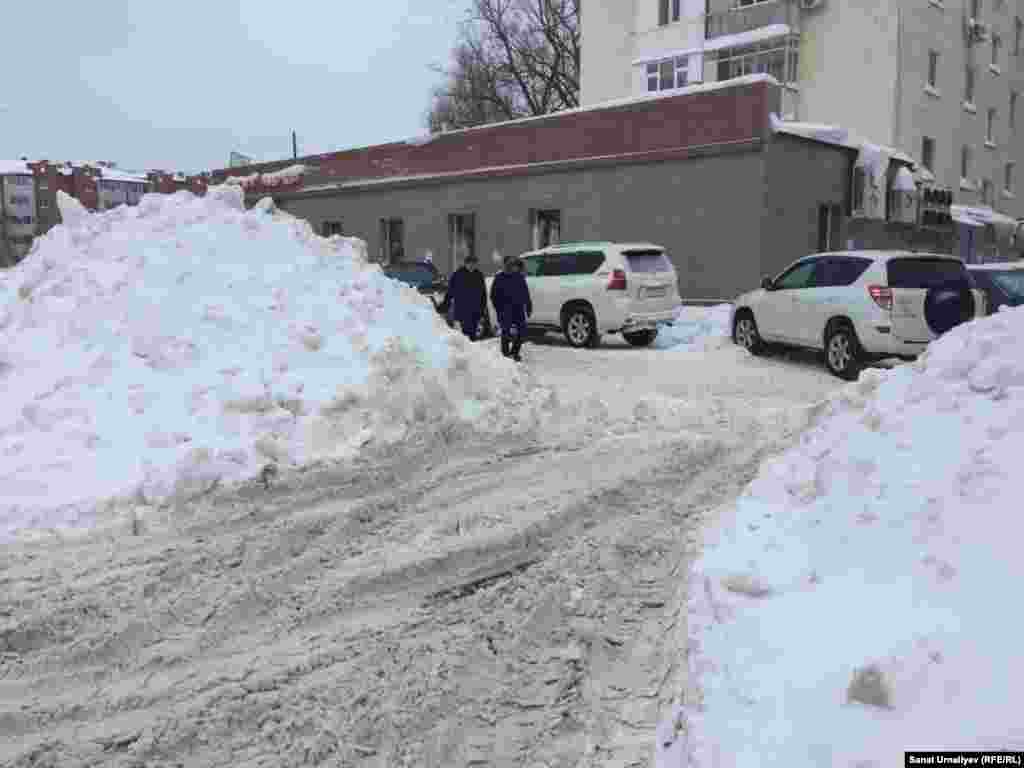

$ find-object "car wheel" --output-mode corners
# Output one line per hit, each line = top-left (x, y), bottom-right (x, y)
(732, 311), (766, 356)
(824, 323), (863, 381)
(563, 307), (598, 348)
(623, 329), (658, 347)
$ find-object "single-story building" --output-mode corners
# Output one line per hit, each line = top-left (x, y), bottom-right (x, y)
(211, 75), (1008, 301)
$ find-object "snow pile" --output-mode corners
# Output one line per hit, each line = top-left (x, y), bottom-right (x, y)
(660, 307), (1024, 766)
(0, 186), (544, 542)
(653, 304), (732, 352)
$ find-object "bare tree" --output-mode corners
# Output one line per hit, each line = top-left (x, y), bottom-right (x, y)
(427, 0), (580, 132)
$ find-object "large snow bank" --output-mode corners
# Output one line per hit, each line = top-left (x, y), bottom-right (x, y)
(659, 307), (1024, 766)
(653, 304), (732, 352)
(0, 186), (539, 542)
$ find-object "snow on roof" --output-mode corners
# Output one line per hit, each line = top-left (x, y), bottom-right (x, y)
(100, 168), (147, 183)
(632, 24), (792, 65)
(0, 160), (32, 175)
(769, 113), (916, 166)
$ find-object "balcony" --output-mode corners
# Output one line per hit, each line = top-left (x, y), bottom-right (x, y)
(705, 0), (795, 40)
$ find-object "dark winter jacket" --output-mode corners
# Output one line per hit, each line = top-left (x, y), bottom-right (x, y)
(490, 270), (533, 329)
(441, 266), (488, 321)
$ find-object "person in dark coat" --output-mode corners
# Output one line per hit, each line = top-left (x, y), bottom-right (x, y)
(489, 255), (532, 361)
(440, 254), (488, 340)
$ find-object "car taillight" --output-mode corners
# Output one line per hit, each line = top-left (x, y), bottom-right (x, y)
(607, 269), (627, 290)
(868, 285), (893, 311)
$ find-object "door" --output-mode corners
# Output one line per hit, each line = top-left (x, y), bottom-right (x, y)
(791, 256), (873, 347)
(887, 256), (971, 342)
(759, 258), (819, 343)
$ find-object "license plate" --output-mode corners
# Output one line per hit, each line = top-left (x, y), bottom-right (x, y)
(644, 286), (667, 298)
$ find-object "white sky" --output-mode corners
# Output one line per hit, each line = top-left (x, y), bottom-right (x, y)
(1, 1), (471, 173)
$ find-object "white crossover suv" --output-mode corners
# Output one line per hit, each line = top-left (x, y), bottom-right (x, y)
(730, 251), (987, 380)
(485, 242), (683, 347)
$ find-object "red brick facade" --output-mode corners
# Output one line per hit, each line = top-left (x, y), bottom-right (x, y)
(210, 79), (777, 195)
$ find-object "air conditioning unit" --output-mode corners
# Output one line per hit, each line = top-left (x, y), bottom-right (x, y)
(800, 0), (824, 10)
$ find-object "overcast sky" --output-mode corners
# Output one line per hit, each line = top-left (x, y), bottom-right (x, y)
(1, 1), (471, 174)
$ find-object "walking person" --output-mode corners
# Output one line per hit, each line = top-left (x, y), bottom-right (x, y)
(439, 253), (488, 340)
(490, 255), (532, 361)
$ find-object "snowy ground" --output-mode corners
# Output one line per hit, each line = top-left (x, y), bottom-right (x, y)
(1, 260), (840, 766)
(663, 306), (1024, 767)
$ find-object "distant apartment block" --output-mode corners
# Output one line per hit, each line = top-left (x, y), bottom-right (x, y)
(582, 0), (1024, 225)
(1, 160), (209, 266)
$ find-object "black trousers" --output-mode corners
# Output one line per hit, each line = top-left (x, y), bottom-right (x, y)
(458, 312), (482, 341)
(500, 322), (523, 358)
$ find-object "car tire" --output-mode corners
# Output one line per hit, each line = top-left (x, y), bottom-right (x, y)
(623, 329), (658, 347)
(732, 310), (767, 356)
(563, 307), (599, 348)
(824, 322), (863, 381)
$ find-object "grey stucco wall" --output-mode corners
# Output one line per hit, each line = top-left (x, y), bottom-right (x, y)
(279, 149), (769, 301)
(759, 132), (854, 280)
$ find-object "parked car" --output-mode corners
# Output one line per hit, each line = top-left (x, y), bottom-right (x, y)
(383, 261), (448, 297)
(966, 263), (1024, 314)
(731, 251), (987, 380)
(484, 242), (682, 348)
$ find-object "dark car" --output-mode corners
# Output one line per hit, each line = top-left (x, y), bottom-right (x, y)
(383, 261), (448, 296)
(967, 264), (1024, 314)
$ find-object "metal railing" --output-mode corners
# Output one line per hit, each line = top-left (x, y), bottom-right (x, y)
(704, 0), (795, 40)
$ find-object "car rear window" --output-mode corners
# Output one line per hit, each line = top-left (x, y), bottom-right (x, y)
(887, 257), (968, 289)
(988, 270), (1024, 300)
(624, 249), (672, 273)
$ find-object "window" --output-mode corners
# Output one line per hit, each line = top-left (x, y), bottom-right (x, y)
(646, 56), (688, 92)
(774, 259), (818, 290)
(851, 166), (866, 212)
(928, 50), (939, 87)
(1011, 91), (1018, 131)
(531, 209), (562, 249)
(961, 145), (972, 179)
(39, 198), (50, 210)
(812, 257), (872, 288)
(1016, 17), (1022, 56)
(970, 0), (981, 19)
(965, 64), (975, 103)
(921, 136), (936, 171)
(623, 249), (672, 273)
(1005, 162), (1015, 193)
(982, 179), (993, 204)
(672, 0), (680, 22)
(544, 251), (606, 276)
(379, 217), (404, 264)
(887, 257), (968, 288)
(448, 213), (475, 265)
(321, 220), (343, 237)
(992, 35), (1001, 69)
(715, 40), (790, 83)
(987, 107), (997, 143)
(816, 204), (842, 251)
(659, 0), (669, 26)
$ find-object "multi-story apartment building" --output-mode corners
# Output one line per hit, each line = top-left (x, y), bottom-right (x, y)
(2, 160), (209, 266)
(582, 0), (1024, 226)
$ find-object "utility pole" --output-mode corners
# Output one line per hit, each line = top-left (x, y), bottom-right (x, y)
(292, 131), (298, 160)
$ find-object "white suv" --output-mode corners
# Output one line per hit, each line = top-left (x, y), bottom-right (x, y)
(486, 242), (683, 347)
(731, 251), (986, 380)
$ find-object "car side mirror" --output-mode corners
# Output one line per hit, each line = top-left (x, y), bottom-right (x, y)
(761, 277), (774, 290)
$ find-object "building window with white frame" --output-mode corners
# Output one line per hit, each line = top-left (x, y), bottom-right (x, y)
(714, 38), (793, 84)
(646, 56), (688, 92)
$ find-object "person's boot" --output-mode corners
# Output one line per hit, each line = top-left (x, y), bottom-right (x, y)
(500, 335), (511, 358)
